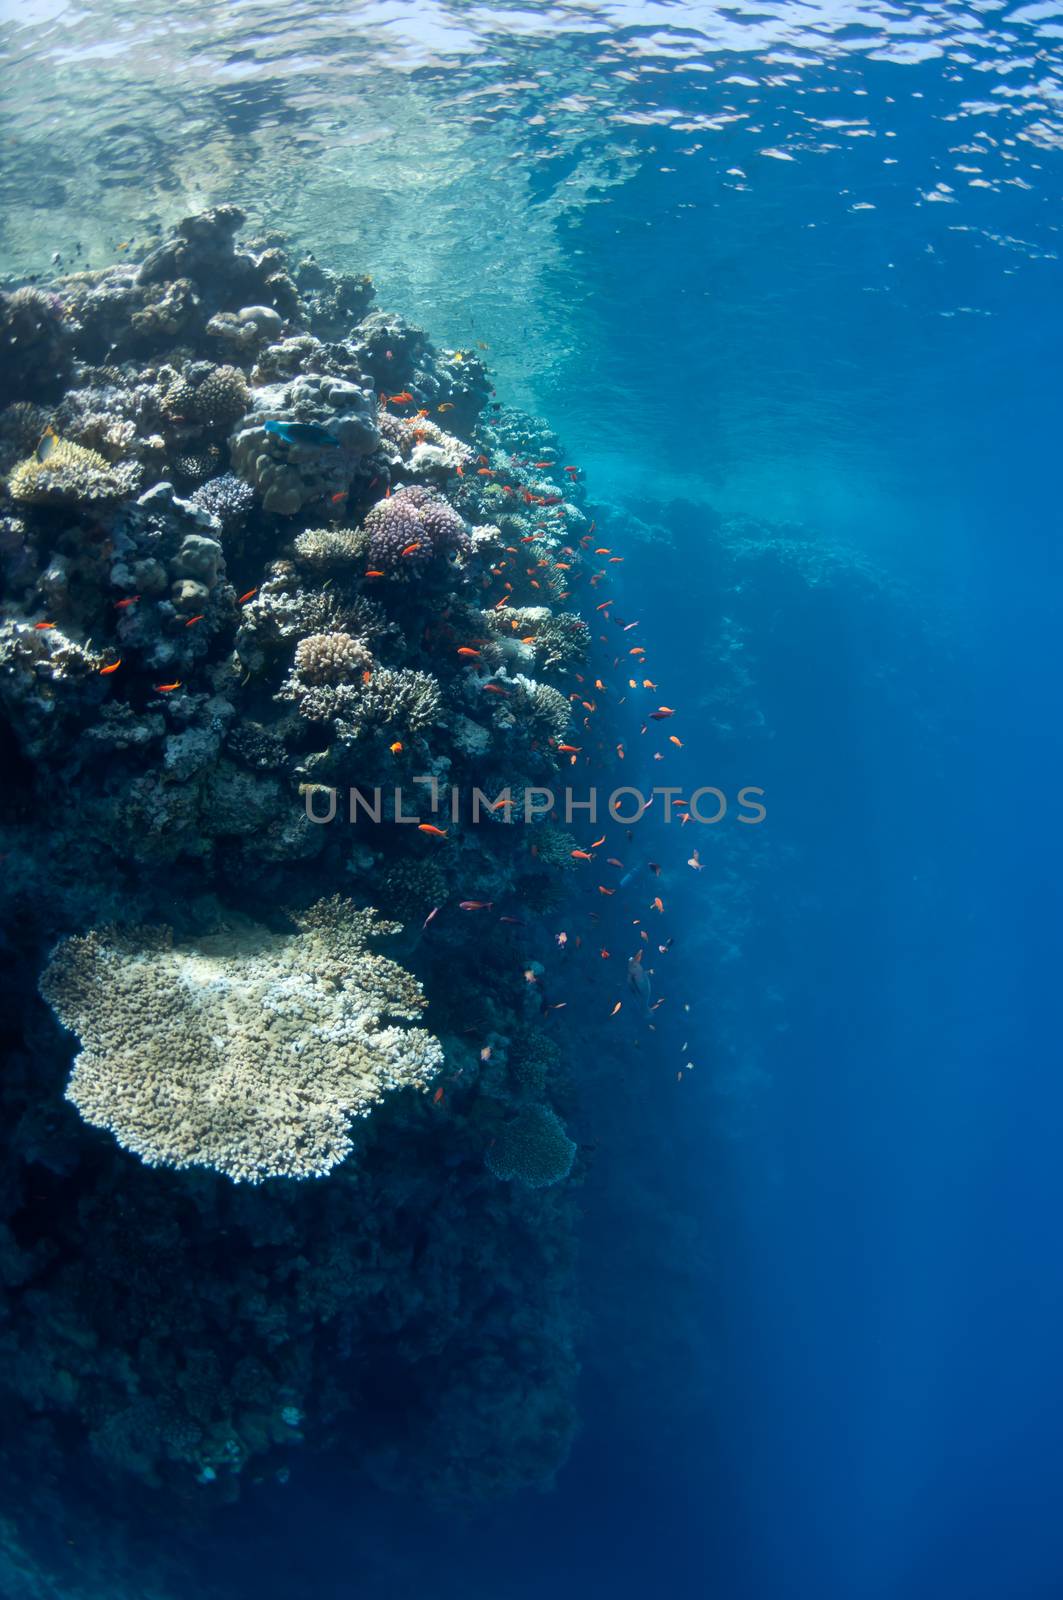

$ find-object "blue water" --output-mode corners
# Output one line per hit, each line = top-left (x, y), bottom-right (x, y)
(3, 0), (1063, 1595)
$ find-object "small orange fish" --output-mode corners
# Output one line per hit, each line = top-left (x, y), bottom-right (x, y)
(331, 490), (347, 503)
(114, 595), (141, 609)
(477, 468), (495, 477)
(418, 824), (448, 838)
(389, 390), (413, 404)
(389, 741), (403, 755)
(455, 463), (464, 477)
(616, 744), (625, 760)
(185, 614), (204, 627)
(556, 931), (568, 947)
(483, 684), (510, 696)
(437, 402), (455, 413)
(598, 885), (615, 896)
(571, 850), (594, 862)
(591, 835), (606, 849)
(155, 681), (182, 692)
(556, 743), (581, 754)
(433, 1086), (445, 1104)
(480, 1046), (493, 1062)
(670, 735), (683, 748)
(652, 897), (664, 914)
(457, 646), (482, 659)
(401, 542), (422, 557)
(642, 679), (657, 689)
(600, 949), (611, 959)
(610, 1001), (622, 1017)
(594, 547), (611, 555)
(238, 588), (258, 604)
(33, 621), (56, 630)
(365, 570), (386, 578)
(99, 659), (122, 675)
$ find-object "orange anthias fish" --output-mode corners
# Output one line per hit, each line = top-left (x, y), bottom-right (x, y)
(556, 743), (581, 754)
(388, 391), (414, 404)
(401, 542), (422, 557)
(483, 683), (510, 696)
(610, 1001), (622, 1017)
(571, 849), (594, 862)
(99, 659), (122, 675)
(433, 1086), (446, 1105)
(652, 896), (664, 914)
(238, 588), (258, 604)
(34, 620), (56, 630)
(437, 402), (455, 413)
(389, 741), (403, 755)
(670, 735), (683, 748)
(418, 824), (448, 838)
(365, 570), (386, 578)
(114, 595), (141, 609)
(185, 614), (204, 627)
(155, 681), (182, 692)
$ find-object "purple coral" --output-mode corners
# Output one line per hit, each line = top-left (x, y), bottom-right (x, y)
(363, 485), (469, 576)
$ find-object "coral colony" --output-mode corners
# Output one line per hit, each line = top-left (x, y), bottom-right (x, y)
(0, 205), (616, 1519)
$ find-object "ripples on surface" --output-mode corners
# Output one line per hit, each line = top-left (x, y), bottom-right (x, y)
(2, 0), (1061, 502)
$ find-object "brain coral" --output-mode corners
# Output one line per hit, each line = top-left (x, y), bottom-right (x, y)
(485, 1104), (577, 1189)
(39, 898), (444, 1183)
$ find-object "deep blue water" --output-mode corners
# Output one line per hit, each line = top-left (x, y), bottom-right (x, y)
(3, 0), (1063, 1595)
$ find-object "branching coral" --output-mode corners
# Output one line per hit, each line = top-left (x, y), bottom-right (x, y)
(363, 485), (469, 576)
(7, 438), (143, 506)
(39, 900), (444, 1183)
(291, 525), (369, 573)
(484, 1105), (576, 1189)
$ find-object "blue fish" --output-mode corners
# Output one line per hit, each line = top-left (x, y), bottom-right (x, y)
(264, 419), (340, 449)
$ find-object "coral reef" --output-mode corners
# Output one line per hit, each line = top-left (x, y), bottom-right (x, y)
(0, 208), (598, 1581)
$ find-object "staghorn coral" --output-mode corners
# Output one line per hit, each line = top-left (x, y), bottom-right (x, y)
(484, 1104), (576, 1189)
(39, 899), (444, 1184)
(7, 438), (143, 506)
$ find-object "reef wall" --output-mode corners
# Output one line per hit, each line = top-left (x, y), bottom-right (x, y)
(0, 207), (607, 1591)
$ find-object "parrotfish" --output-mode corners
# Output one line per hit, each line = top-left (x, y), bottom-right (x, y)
(264, 419), (340, 449)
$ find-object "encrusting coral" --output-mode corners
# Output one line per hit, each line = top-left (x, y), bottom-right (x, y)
(39, 899), (443, 1183)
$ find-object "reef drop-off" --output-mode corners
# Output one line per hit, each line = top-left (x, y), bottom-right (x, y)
(0, 207), (606, 1594)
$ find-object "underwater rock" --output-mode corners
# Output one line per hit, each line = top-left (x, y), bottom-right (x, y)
(230, 372), (379, 514)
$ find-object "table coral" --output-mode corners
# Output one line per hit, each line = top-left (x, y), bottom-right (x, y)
(39, 900), (443, 1183)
